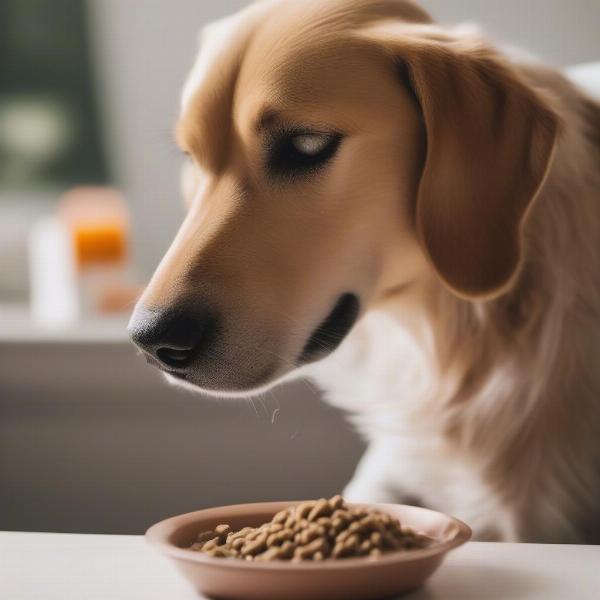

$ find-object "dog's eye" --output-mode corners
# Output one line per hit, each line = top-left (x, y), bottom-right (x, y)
(292, 133), (332, 155)
(267, 130), (342, 179)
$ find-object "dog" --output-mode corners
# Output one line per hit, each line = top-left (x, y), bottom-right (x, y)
(129, 0), (600, 543)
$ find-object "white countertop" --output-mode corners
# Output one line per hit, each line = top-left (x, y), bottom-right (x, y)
(0, 304), (129, 343)
(1, 531), (598, 600)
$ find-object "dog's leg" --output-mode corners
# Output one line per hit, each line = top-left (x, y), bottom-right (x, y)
(342, 439), (421, 505)
(343, 436), (523, 543)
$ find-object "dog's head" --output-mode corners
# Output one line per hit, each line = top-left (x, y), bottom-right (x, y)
(129, 0), (558, 395)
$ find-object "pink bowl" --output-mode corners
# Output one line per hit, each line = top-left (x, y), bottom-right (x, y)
(145, 501), (471, 600)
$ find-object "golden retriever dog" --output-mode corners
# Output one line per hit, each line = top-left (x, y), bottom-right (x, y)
(129, 0), (600, 542)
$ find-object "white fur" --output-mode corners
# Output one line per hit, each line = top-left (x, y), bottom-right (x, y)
(309, 310), (519, 541)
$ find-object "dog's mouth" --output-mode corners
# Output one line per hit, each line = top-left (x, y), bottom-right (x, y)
(146, 293), (360, 393)
(299, 293), (360, 364)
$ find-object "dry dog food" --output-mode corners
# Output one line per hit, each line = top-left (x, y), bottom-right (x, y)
(187, 495), (432, 561)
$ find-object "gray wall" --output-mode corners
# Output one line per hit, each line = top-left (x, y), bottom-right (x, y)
(0, 340), (362, 534)
(421, 0), (600, 66)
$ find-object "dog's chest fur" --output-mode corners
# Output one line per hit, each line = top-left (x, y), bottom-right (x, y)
(308, 310), (513, 539)
(307, 290), (600, 543)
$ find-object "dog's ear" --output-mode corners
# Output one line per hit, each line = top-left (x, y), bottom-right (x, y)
(359, 25), (559, 298)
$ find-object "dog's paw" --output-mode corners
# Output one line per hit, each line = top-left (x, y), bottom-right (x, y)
(342, 481), (402, 504)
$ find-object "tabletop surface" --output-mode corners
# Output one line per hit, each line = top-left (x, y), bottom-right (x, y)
(1, 531), (599, 600)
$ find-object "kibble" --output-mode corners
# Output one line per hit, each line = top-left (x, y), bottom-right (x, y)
(187, 495), (433, 561)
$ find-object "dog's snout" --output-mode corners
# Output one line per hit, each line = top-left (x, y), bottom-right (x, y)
(128, 306), (217, 370)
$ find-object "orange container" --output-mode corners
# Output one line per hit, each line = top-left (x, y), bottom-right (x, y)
(59, 186), (129, 269)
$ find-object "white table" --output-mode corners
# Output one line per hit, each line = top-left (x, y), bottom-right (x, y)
(1, 532), (599, 600)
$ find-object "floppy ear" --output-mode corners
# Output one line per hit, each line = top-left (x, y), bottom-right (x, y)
(361, 25), (559, 298)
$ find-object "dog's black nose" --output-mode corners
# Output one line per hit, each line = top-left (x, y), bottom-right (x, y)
(128, 306), (216, 370)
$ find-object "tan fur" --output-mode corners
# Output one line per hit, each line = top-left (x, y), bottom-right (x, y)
(133, 0), (600, 542)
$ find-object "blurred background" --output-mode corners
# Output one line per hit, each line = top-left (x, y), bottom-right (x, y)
(1, 0), (599, 534)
